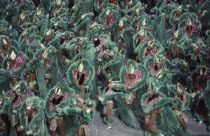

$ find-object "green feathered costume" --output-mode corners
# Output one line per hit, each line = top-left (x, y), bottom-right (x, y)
(67, 59), (95, 96)
(45, 83), (76, 135)
(19, 96), (45, 136)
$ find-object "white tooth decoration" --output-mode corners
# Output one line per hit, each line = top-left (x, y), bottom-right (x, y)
(142, 19), (146, 26)
(46, 30), (51, 36)
(55, 86), (62, 95)
(135, 8), (140, 13)
(72, 5), (76, 10)
(20, 14), (25, 19)
(192, 44), (198, 50)
(119, 19), (124, 27)
(98, 96), (105, 102)
(81, 14), (87, 20)
(106, 10), (111, 16)
(178, 5), (182, 11)
(110, 81), (117, 87)
(9, 25), (12, 29)
(37, 10), (42, 16)
(10, 50), (17, 60)
(128, 64), (135, 74)
(177, 82), (184, 93)
(174, 31), (179, 38)
(40, 43), (45, 48)
(42, 48), (49, 59)
(203, 10), (207, 14)
(57, 0), (61, 5)
(200, 69), (203, 75)
(91, 22), (97, 28)
(138, 28), (145, 36)
(129, 0), (133, 5)
(187, 18), (192, 26)
(14, 84), (20, 90)
(78, 62), (84, 72)
(23, 30), (28, 36)
(3, 39), (7, 45)
(86, 108), (91, 113)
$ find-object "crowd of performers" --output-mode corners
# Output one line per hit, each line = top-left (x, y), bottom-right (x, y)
(0, 0), (210, 136)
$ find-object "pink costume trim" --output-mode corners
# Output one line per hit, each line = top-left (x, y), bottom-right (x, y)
(105, 89), (117, 95)
(95, 37), (107, 51)
(9, 55), (25, 72)
(144, 96), (163, 109)
(124, 70), (144, 88)
(38, 55), (52, 70)
(145, 47), (159, 59)
(198, 0), (206, 7)
(49, 92), (72, 110)
(183, 24), (199, 37)
(149, 61), (155, 74)
(141, 37), (150, 45)
(111, 15), (116, 24)
(12, 92), (33, 109)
